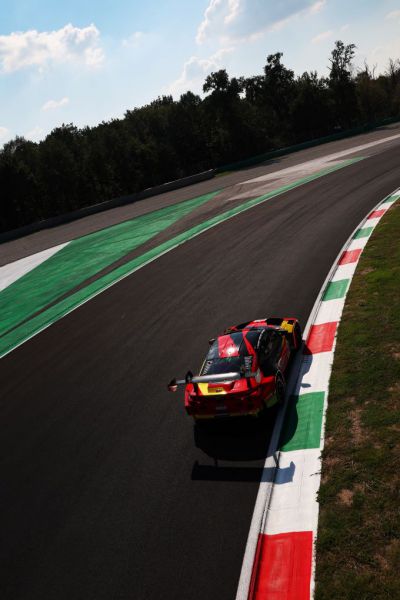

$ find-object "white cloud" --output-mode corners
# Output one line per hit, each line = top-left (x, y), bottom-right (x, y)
(312, 30), (333, 44)
(24, 126), (44, 142)
(386, 9), (400, 20)
(368, 37), (400, 73)
(84, 46), (104, 67)
(196, 0), (222, 44)
(196, 0), (326, 44)
(122, 31), (145, 47)
(0, 126), (9, 140)
(225, 0), (241, 24)
(169, 47), (234, 96)
(0, 23), (104, 73)
(42, 97), (70, 111)
(309, 0), (326, 14)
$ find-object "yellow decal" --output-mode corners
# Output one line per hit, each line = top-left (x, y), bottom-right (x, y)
(280, 320), (294, 333)
(198, 383), (227, 395)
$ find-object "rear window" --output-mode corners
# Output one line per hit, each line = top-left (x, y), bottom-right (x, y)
(201, 355), (253, 375)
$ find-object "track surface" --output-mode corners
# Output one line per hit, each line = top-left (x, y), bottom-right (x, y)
(1, 143), (400, 599)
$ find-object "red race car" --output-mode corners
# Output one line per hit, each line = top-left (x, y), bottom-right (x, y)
(168, 317), (302, 421)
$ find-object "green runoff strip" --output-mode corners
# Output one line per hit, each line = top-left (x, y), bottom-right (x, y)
(0, 190), (219, 339)
(0, 156), (364, 358)
(279, 392), (325, 452)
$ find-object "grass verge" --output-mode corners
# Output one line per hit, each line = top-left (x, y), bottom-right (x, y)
(315, 201), (400, 599)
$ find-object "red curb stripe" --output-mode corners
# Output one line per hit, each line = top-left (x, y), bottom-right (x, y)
(303, 321), (338, 354)
(338, 248), (362, 265)
(248, 532), (313, 600)
(368, 209), (386, 219)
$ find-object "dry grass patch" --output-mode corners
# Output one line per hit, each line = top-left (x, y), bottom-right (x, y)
(387, 382), (400, 394)
(337, 488), (354, 506)
(360, 267), (375, 275)
(349, 407), (364, 445)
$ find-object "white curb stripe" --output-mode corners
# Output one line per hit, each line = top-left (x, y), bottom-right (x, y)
(264, 449), (321, 536)
(363, 216), (381, 227)
(348, 237), (370, 250)
(313, 298), (344, 325)
(331, 262), (358, 282)
(295, 353), (333, 397)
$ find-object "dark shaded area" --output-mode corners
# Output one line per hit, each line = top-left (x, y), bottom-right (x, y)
(2, 42), (400, 232)
(193, 414), (276, 462)
(278, 348), (313, 448)
(278, 395), (301, 449)
(191, 461), (295, 484)
(0, 149), (399, 600)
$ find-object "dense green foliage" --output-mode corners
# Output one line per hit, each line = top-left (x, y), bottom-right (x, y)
(1, 41), (400, 233)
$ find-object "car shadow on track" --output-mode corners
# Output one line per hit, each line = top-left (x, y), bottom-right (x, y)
(191, 459), (295, 483)
(192, 415), (276, 461)
(190, 343), (314, 483)
(191, 413), (285, 483)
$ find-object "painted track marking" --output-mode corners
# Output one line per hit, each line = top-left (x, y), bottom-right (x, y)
(0, 243), (69, 292)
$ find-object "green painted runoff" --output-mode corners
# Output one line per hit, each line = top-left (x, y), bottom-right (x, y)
(0, 190), (219, 339)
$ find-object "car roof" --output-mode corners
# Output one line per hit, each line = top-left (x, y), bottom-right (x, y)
(207, 330), (262, 359)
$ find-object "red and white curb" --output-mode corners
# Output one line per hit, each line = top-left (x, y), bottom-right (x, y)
(236, 188), (400, 600)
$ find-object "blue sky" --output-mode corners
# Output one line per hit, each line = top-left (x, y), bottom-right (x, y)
(1, 0), (400, 145)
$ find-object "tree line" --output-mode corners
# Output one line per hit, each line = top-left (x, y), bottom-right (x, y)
(1, 41), (400, 233)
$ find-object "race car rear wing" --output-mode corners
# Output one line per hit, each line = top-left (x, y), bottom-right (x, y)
(167, 370), (257, 392)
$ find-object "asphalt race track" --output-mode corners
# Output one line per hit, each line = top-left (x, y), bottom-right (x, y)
(1, 136), (400, 599)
